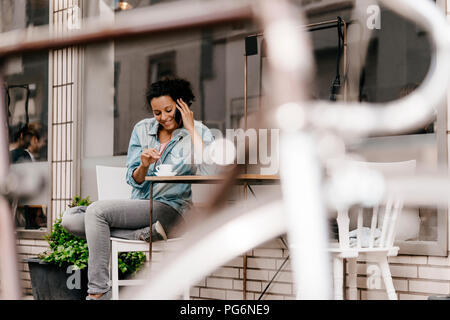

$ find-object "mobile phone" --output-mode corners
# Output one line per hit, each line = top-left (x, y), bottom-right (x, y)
(175, 103), (183, 125)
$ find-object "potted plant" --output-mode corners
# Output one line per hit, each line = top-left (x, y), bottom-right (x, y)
(26, 195), (146, 300)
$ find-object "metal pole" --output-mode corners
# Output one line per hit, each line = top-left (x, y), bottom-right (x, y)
(242, 53), (248, 300)
(0, 1), (254, 59)
(149, 183), (153, 262)
(306, 19), (342, 28)
(250, 19), (344, 37)
(342, 19), (348, 102)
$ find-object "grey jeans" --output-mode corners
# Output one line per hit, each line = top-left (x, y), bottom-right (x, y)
(61, 199), (184, 294)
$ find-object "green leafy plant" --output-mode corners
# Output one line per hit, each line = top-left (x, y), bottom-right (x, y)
(38, 195), (146, 277)
(69, 195), (92, 208)
(39, 217), (89, 269)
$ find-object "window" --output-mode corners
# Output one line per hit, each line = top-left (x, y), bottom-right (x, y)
(84, 0), (447, 255)
(3, 0), (50, 163)
(147, 51), (176, 87)
(302, 0), (446, 255)
(112, 22), (256, 156)
(2, 0), (51, 236)
(6, 52), (49, 163)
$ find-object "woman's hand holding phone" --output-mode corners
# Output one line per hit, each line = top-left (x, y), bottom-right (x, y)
(176, 98), (195, 133)
(175, 98), (205, 163)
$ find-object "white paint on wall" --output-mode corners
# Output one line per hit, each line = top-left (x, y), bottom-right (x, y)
(82, 42), (115, 158)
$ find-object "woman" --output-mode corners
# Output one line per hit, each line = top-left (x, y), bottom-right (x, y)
(61, 78), (217, 300)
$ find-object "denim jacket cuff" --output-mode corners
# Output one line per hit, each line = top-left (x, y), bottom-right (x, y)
(127, 167), (147, 189)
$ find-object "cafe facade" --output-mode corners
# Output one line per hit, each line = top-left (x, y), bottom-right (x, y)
(2, 0), (450, 299)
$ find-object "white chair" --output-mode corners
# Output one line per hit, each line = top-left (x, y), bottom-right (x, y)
(96, 165), (132, 202)
(95, 165), (188, 300)
(329, 160), (416, 300)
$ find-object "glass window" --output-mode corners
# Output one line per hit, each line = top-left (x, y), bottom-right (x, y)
(2, 1), (50, 234)
(4, 0), (50, 163)
(6, 51), (49, 163)
(301, 0), (445, 255)
(0, 0), (50, 32)
(84, 0), (446, 255)
(113, 21), (258, 156)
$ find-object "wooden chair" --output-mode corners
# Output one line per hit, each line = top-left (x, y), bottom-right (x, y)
(329, 160), (416, 300)
(95, 165), (188, 300)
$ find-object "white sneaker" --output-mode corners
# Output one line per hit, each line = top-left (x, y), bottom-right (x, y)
(155, 221), (168, 241)
(86, 289), (112, 300)
(138, 221), (168, 242)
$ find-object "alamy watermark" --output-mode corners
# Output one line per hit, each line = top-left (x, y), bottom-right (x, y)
(366, 264), (381, 290)
(170, 127), (280, 175)
(66, 265), (81, 290)
(366, 5), (381, 30)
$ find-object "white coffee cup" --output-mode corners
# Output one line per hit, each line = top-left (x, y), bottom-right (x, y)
(156, 164), (174, 174)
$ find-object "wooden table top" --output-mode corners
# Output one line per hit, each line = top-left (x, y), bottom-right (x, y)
(145, 174), (280, 184)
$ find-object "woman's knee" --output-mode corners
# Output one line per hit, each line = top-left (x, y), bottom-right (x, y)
(84, 200), (112, 223)
(61, 206), (87, 238)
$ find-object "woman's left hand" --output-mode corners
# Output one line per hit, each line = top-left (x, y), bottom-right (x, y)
(176, 98), (195, 133)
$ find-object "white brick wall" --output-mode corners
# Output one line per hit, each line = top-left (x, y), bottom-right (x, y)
(398, 293), (428, 300)
(190, 236), (295, 300)
(253, 249), (283, 258)
(206, 277), (233, 290)
(199, 288), (226, 300)
(259, 293), (285, 300)
(399, 293), (429, 300)
(260, 282), (292, 295)
(247, 257), (277, 269)
(428, 256), (450, 266)
(226, 290), (247, 300)
(17, 219), (450, 301)
(16, 233), (450, 300)
(268, 270), (292, 283)
(388, 256), (428, 265)
(175, 210), (450, 300)
(16, 239), (49, 297)
(409, 280), (450, 295)
(241, 269), (269, 282)
(233, 280), (262, 292)
(191, 238), (450, 301)
(347, 255), (450, 300)
(361, 290), (388, 300)
(418, 266), (450, 280)
(390, 265), (418, 278)
(211, 267), (239, 278)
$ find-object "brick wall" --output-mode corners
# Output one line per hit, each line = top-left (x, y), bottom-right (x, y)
(16, 239), (49, 297)
(16, 234), (450, 300)
(189, 237), (296, 300)
(186, 239), (450, 300)
(346, 255), (450, 300)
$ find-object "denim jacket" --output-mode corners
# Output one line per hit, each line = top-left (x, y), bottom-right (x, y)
(126, 118), (217, 216)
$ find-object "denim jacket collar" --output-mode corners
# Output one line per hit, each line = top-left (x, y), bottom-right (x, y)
(148, 118), (190, 141)
(148, 119), (159, 136)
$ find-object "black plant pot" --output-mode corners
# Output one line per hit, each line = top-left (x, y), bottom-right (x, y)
(25, 258), (88, 300)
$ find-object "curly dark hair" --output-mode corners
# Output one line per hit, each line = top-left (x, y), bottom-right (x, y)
(146, 78), (195, 110)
